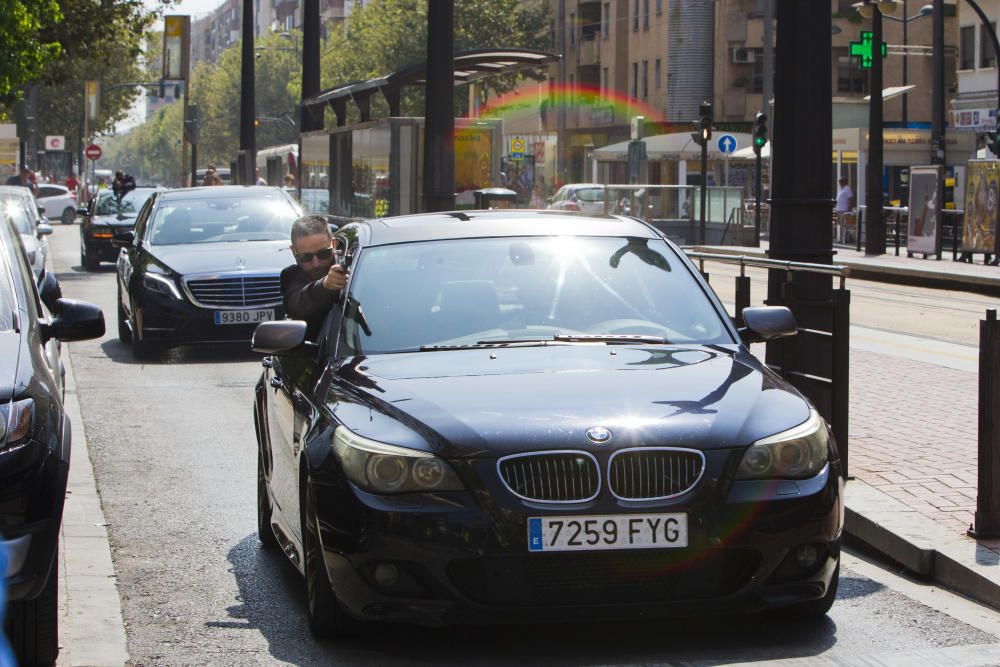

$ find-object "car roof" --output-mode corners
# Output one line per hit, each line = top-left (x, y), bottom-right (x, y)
(156, 185), (287, 202)
(0, 185), (34, 197)
(362, 210), (658, 246)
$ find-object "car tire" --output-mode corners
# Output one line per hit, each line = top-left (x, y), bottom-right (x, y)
(81, 245), (99, 271)
(116, 292), (132, 344)
(257, 447), (278, 551)
(4, 554), (59, 666)
(61, 207), (75, 225)
(128, 306), (161, 360)
(303, 483), (362, 639)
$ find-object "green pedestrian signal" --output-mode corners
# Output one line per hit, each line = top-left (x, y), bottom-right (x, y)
(849, 31), (887, 70)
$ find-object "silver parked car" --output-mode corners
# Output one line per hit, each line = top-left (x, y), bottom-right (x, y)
(546, 183), (606, 214)
(0, 186), (53, 281)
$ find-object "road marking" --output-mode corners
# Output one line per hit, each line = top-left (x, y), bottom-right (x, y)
(849, 325), (979, 373)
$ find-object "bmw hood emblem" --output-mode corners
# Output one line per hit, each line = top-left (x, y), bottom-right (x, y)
(586, 427), (612, 444)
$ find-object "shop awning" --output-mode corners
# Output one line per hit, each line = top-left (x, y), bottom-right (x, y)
(593, 131), (754, 162)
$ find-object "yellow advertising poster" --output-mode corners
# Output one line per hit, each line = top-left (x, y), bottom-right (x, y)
(455, 129), (493, 194)
(962, 160), (999, 253)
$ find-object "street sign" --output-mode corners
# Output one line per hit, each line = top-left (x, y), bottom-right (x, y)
(509, 137), (525, 159)
(717, 134), (737, 154)
(85, 144), (102, 161)
(44, 136), (65, 151)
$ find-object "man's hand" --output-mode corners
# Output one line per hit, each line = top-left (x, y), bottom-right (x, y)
(322, 264), (349, 291)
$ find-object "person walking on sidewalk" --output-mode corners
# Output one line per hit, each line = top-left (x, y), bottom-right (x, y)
(835, 178), (854, 243)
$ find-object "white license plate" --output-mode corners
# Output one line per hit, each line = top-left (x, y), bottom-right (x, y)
(528, 513), (687, 553)
(214, 309), (275, 325)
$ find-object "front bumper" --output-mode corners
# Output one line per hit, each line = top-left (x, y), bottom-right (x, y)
(310, 457), (844, 626)
(135, 288), (284, 347)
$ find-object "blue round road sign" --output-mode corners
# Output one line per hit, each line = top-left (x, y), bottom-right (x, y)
(717, 134), (737, 154)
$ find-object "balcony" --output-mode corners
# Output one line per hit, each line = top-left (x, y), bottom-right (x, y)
(578, 32), (600, 67)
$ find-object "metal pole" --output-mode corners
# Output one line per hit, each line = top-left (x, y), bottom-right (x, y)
(422, 0), (456, 212)
(761, 0), (774, 116)
(754, 152), (762, 246)
(962, 1), (1000, 126)
(181, 86), (189, 187)
(865, 3), (886, 255)
(301, 0), (321, 133)
(930, 0), (945, 165)
(557, 0), (567, 183)
(699, 139), (708, 245)
(239, 0), (256, 185)
(901, 0), (908, 127)
(971, 308), (1000, 538)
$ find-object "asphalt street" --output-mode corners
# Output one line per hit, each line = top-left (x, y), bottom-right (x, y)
(44, 224), (1000, 666)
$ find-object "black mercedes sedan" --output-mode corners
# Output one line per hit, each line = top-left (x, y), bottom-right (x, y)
(1, 206), (105, 664)
(79, 187), (163, 270)
(252, 210), (843, 638)
(115, 186), (301, 358)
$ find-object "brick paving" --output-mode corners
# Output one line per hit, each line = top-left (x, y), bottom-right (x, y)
(849, 347), (980, 536)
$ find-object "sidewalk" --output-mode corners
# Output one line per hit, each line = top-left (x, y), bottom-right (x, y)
(700, 240), (1000, 611)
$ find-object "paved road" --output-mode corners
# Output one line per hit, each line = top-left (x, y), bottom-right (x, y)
(45, 225), (1000, 666)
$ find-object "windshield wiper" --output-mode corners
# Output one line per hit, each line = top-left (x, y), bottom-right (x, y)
(477, 334), (667, 345)
(418, 340), (552, 351)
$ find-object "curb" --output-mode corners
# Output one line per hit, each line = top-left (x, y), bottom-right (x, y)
(844, 479), (1000, 612)
(57, 349), (129, 666)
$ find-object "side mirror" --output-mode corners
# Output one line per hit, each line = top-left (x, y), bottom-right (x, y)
(36, 222), (53, 236)
(739, 306), (797, 345)
(41, 298), (105, 342)
(39, 271), (62, 313)
(251, 320), (314, 355)
(37, 205), (46, 216)
(111, 229), (135, 248)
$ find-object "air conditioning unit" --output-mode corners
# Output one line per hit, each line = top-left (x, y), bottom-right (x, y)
(732, 47), (756, 64)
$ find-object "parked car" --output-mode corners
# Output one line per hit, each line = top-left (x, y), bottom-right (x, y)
(251, 209), (844, 639)
(114, 186), (302, 358)
(0, 206), (105, 665)
(546, 183), (606, 214)
(35, 184), (77, 225)
(0, 186), (53, 282)
(79, 187), (164, 271)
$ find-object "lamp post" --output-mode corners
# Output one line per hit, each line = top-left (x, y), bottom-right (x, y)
(854, 0), (900, 256)
(880, 2), (934, 127)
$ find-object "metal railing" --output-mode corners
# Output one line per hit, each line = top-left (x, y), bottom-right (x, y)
(686, 251), (852, 477)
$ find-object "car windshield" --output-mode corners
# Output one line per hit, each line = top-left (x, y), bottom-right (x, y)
(148, 195), (299, 245)
(96, 189), (155, 216)
(2, 200), (34, 235)
(574, 188), (604, 202)
(340, 236), (731, 354)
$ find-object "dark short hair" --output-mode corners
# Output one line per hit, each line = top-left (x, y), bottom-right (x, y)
(290, 215), (332, 245)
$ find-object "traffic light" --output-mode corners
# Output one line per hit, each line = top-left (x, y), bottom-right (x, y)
(753, 112), (768, 156)
(699, 101), (713, 143)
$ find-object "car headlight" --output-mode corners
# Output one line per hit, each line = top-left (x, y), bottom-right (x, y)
(142, 272), (182, 299)
(0, 399), (34, 452)
(333, 426), (464, 494)
(736, 411), (830, 480)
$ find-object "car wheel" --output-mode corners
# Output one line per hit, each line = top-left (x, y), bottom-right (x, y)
(81, 244), (99, 271)
(116, 290), (132, 344)
(4, 553), (59, 666)
(257, 447), (278, 551)
(129, 306), (161, 360)
(303, 483), (361, 639)
(61, 207), (75, 225)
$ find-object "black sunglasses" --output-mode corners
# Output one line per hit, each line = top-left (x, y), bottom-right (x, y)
(294, 246), (335, 264)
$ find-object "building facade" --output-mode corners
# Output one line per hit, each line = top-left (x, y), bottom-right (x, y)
(951, 0), (998, 143)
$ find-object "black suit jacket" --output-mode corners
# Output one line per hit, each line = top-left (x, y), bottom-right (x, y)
(280, 264), (341, 339)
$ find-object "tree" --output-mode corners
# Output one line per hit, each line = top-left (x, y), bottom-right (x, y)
(0, 1), (62, 107)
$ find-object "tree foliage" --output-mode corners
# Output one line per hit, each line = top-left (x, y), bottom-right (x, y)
(0, 1), (63, 106)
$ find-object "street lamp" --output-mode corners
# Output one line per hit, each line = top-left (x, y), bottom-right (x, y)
(879, 2), (933, 126)
(853, 0), (898, 255)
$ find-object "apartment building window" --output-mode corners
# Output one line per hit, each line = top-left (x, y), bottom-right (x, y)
(982, 23), (997, 68)
(632, 0), (639, 31)
(569, 13), (576, 47)
(642, 61), (649, 98)
(656, 0), (662, 15)
(643, 0), (649, 29)
(631, 62), (638, 98)
(960, 25), (975, 69)
(836, 54), (868, 94)
(655, 58), (661, 89)
(602, 3), (610, 38)
(601, 67), (609, 96)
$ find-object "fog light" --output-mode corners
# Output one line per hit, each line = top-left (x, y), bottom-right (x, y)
(373, 562), (400, 588)
(794, 544), (820, 570)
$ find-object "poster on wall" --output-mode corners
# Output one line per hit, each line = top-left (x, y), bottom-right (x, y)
(962, 160), (999, 254)
(906, 165), (943, 255)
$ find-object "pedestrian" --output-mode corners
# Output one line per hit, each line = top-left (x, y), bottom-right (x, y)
(835, 177), (854, 241)
(255, 168), (267, 186)
(280, 215), (348, 341)
(283, 171), (296, 189)
(65, 172), (80, 198)
(203, 167), (222, 186)
(5, 165), (39, 196)
(112, 170), (136, 203)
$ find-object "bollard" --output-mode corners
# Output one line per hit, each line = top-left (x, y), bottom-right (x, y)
(971, 309), (1000, 538)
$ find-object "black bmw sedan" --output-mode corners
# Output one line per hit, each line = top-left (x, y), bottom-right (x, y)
(115, 186), (301, 357)
(1, 207), (105, 664)
(79, 187), (163, 270)
(252, 211), (844, 638)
